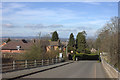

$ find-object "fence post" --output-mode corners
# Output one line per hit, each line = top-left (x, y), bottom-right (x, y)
(34, 60), (37, 67)
(52, 59), (54, 64)
(25, 60), (28, 68)
(42, 60), (43, 66)
(48, 59), (49, 65)
(56, 58), (57, 63)
(59, 58), (61, 63)
(13, 61), (15, 70)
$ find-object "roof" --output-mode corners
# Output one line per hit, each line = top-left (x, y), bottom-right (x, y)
(2, 39), (65, 50)
(2, 40), (33, 50)
(49, 41), (59, 46)
(33, 39), (50, 46)
(48, 40), (65, 46)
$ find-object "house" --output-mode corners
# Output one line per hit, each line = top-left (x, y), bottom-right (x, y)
(1, 39), (66, 54)
(47, 40), (65, 51)
(91, 48), (97, 53)
(1, 39), (33, 53)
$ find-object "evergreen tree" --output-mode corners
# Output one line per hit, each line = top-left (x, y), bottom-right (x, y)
(68, 33), (75, 53)
(76, 31), (87, 53)
(51, 31), (59, 41)
(68, 33), (75, 47)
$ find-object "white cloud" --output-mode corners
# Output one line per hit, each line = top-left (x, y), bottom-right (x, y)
(2, 23), (16, 28)
(82, 2), (101, 5)
(48, 24), (63, 28)
(2, 2), (116, 38)
(58, 29), (77, 32)
(25, 24), (63, 28)
(63, 19), (107, 28)
(2, 3), (26, 13)
(2, 4), (84, 23)
(84, 20), (107, 24)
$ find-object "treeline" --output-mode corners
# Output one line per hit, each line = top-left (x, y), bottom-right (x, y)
(95, 17), (119, 69)
(67, 31), (91, 54)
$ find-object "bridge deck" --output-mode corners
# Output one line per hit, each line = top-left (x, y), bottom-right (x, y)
(23, 61), (109, 78)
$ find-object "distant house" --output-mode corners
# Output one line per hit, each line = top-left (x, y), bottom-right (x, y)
(91, 48), (97, 53)
(47, 40), (65, 51)
(1, 39), (33, 53)
(1, 39), (66, 54)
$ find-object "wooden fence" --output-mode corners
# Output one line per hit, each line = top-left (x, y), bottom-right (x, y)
(2, 58), (62, 73)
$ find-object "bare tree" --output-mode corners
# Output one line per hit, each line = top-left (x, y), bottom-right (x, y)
(96, 17), (119, 69)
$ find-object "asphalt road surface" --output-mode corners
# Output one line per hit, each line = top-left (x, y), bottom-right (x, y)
(23, 61), (109, 78)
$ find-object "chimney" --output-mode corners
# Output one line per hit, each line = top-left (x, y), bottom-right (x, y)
(58, 39), (61, 47)
(33, 39), (36, 43)
(16, 46), (21, 51)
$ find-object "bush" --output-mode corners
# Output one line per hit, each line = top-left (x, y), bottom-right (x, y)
(85, 48), (91, 54)
(68, 54), (74, 60)
(73, 53), (99, 60)
(45, 49), (60, 59)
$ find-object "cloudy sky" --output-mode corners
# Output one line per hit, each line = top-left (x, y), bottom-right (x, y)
(2, 2), (118, 38)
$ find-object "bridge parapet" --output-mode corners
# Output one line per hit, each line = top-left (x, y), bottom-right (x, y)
(101, 56), (120, 78)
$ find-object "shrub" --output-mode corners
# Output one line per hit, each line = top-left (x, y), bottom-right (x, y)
(85, 48), (91, 54)
(45, 49), (60, 59)
(73, 53), (99, 60)
(68, 54), (74, 60)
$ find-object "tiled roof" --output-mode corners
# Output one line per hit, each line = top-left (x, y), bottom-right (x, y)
(49, 41), (59, 46)
(48, 40), (65, 46)
(2, 39), (65, 50)
(2, 40), (33, 50)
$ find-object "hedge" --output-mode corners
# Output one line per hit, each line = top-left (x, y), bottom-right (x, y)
(73, 53), (99, 60)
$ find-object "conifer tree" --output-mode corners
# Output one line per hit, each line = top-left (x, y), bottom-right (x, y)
(51, 31), (59, 41)
(68, 33), (75, 53)
(76, 31), (87, 53)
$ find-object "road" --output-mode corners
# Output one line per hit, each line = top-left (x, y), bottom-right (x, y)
(23, 61), (109, 78)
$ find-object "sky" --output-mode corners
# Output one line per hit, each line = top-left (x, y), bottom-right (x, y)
(2, 2), (118, 38)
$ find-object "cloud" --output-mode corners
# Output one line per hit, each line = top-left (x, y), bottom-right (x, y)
(2, 3), (26, 13)
(3, 3), (26, 9)
(25, 24), (45, 28)
(2, 3), (83, 23)
(48, 24), (63, 28)
(2, 2), (117, 38)
(2, 23), (16, 28)
(77, 26), (92, 30)
(58, 29), (77, 32)
(82, 2), (101, 5)
(86, 20), (107, 24)
(25, 24), (63, 29)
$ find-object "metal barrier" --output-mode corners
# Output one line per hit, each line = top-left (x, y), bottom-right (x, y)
(2, 58), (62, 73)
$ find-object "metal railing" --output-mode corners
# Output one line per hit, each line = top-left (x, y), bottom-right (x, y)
(2, 58), (62, 73)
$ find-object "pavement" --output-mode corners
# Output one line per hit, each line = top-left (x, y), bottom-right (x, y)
(2, 61), (73, 80)
(23, 61), (109, 78)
